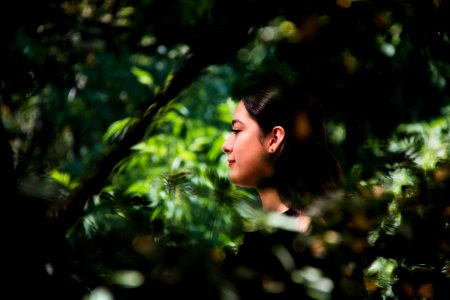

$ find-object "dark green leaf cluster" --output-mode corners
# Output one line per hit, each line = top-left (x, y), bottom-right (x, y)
(1, 0), (450, 299)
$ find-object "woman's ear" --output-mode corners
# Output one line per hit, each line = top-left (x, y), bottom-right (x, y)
(267, 126), (285, 153)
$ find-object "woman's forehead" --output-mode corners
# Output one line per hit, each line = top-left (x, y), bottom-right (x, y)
(233, 101), (249, 119)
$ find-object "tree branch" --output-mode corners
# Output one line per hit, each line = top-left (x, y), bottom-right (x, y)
(51, 53), (210, 232)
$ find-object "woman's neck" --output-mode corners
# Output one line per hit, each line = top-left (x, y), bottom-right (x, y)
(257, 187), (311, 232)
(257, 187), (289, 213)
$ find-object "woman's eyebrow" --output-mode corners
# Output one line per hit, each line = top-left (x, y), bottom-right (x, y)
(232, 120), (243, 126)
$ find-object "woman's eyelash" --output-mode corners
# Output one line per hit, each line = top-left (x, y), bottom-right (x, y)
(231, 129), (241, 134)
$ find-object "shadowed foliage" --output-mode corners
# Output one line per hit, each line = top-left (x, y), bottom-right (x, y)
(1, 0), (449, 299)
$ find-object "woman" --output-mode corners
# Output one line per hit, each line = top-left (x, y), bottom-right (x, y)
(222, 74), (343, 215)
(220, 74), (355, 299)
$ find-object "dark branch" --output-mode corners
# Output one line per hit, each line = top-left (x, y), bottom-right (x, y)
(51, 53), (210, 232)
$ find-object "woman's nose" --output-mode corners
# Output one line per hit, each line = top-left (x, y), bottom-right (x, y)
(222, 135), (232, 153)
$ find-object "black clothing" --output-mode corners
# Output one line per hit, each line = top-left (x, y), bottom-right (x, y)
(222, 209), (368, 299)
(222, 209), (309, 299)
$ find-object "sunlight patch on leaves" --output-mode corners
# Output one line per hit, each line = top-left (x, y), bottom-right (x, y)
(389, 116), (450, 170)
(102, 117), (137, 142)
(49, 169), (77, 189)
(131, 66), (154, 87)
(364, 257), (398, 295)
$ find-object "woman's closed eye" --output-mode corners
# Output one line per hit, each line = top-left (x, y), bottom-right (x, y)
(231, 129), (241, 134)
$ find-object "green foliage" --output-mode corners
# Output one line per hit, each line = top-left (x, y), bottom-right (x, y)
(2, 0), (450, 299)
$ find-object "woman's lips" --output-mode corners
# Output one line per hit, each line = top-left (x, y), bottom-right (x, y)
(228, 160), (235, 167)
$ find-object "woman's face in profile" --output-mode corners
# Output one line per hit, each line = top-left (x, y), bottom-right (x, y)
(221, 101), (274, 187)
